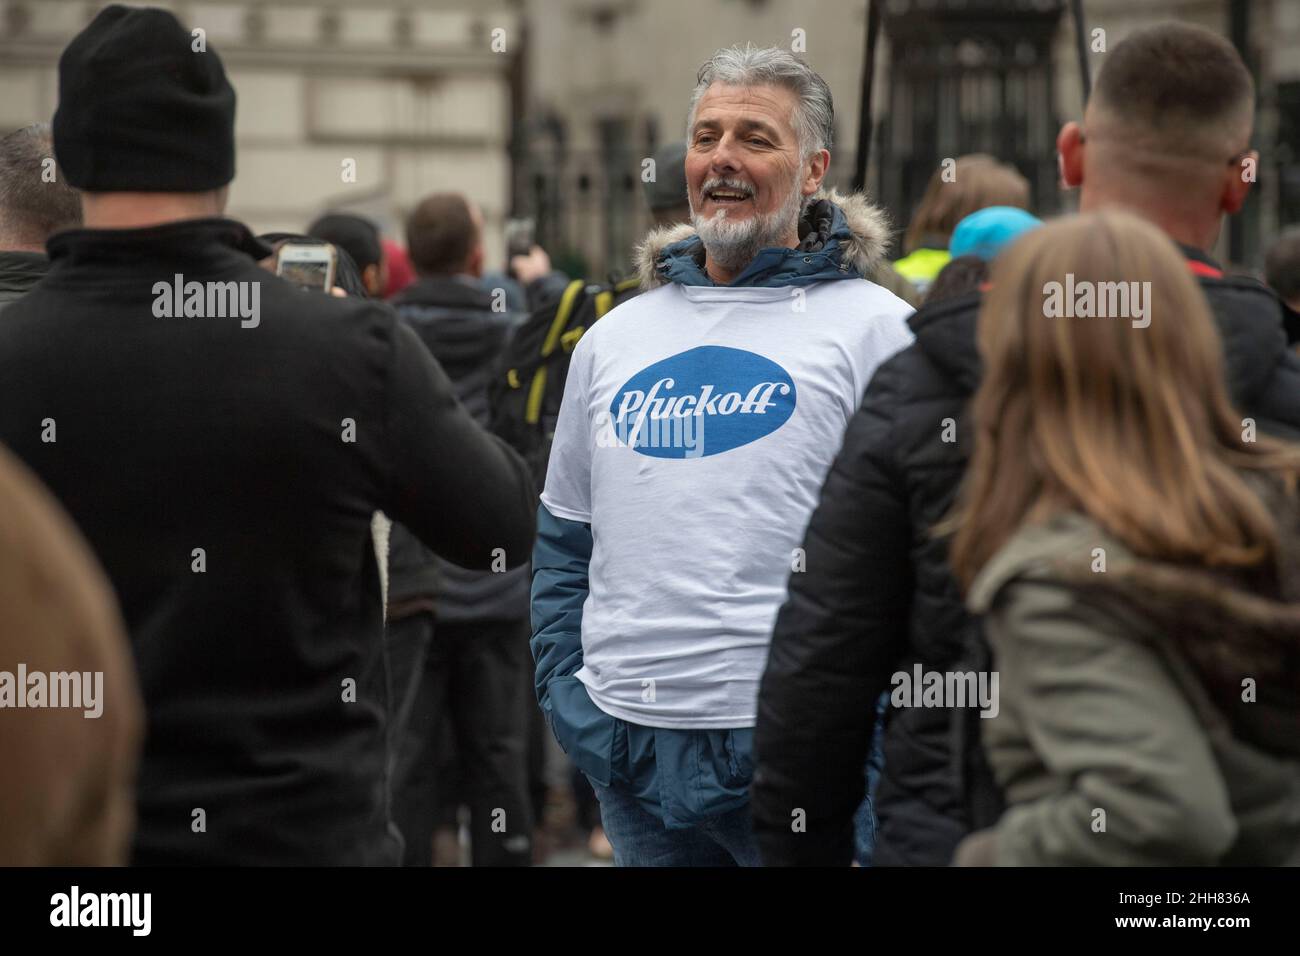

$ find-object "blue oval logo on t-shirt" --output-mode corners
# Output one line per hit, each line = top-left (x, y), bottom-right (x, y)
(608, 345), (797, 459)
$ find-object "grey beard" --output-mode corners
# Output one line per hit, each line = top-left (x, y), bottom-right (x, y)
(692, 183), (807, 275)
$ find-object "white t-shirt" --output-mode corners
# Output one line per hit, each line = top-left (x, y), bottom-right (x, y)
(541, 279), (914, 728)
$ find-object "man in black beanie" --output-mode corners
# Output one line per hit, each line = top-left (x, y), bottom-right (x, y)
(0, 4), (537, 865)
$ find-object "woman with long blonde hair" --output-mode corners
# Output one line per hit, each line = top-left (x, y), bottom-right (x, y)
(948, 211), (1300, 866)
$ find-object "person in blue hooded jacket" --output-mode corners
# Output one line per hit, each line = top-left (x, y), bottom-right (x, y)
(531, 44), (915, 866)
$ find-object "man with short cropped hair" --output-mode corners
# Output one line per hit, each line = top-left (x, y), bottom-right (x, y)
(0, 124), (81, 309)
(405, 193), (484, 280)
(755, 21), (1300, 867)
(1055, 23), (1258, 264)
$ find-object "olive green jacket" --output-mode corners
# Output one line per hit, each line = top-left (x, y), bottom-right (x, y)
(965, 511), (1300, 866)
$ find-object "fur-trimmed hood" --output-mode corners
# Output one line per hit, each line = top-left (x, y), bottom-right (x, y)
(634, 187), (893, 290)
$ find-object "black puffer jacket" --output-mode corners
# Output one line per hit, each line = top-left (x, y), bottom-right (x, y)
(752, 256), (1300, 866)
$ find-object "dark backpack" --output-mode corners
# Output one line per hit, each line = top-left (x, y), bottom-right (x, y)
(490, 275), (641, 490)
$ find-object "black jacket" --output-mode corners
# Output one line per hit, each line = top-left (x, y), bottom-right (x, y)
(0, 218), (536, 865)
(0, 250), (48, 309)
(752, 255), (1300, 866)
(388, 275), (530, 622)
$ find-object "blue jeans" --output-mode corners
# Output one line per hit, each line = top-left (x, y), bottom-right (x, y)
(589, 778), (762, 866)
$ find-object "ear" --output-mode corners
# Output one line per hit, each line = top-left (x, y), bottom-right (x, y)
(1221, 148), (1257, 215)
(802, 148), (830, 197)
(209, 184), (231, 215)
(362, 263), (382, 296)
(1057, 122), (1084, 189)
(466, 243), (485, 279)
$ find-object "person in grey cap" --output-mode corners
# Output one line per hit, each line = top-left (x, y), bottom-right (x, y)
(644, 140), (691, 228)
(0, 3), (536, 865)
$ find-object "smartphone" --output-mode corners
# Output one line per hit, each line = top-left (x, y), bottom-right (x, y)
(276, 241), (337, 293)
(504, 217), (536, 259)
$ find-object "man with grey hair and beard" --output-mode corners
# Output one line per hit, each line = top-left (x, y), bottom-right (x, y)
(0, 124), (81, 309)
(531, 44), (914, 865)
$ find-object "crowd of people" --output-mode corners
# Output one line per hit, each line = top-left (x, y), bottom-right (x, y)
(1, 4), (1298, 867)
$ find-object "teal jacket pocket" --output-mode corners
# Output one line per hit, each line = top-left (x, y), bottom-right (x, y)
(545, 675), (617, 787)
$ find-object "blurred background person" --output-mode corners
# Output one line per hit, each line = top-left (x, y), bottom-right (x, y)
(502, 219), (570, 313)
(642, 140), (692, 229)
(950, 211), (1300, 866)
(921, 254), (989, 307)
(891, 154), (1030, 297)
(381, 238), (415, 301)
(307, 212), (388, 298)
(919, 206), (1042, 306)
(946, 205), (1042, 265)
(1264, 225), (1300, 348)
(0, 443), (142, 865)
(0, 123), (81, 310)
(387, 191), (534, 867)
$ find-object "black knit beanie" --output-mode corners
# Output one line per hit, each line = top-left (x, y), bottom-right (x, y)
(52, 5), (236, 192)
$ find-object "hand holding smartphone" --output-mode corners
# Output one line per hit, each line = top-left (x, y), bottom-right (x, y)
(276, 241), (338, 293)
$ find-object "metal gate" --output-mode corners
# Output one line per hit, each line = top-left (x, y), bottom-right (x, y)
(874, 0), (1067, 235)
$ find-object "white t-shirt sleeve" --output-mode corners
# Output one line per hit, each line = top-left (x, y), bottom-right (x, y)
(540, 334), (594, 523)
